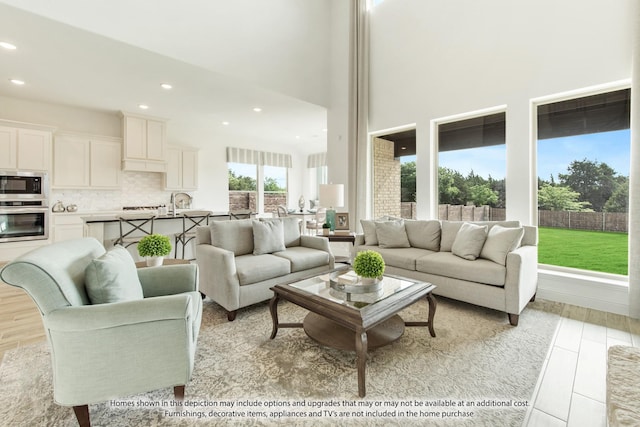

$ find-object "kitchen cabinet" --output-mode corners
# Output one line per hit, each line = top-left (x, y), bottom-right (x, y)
(0, 125), (52, 171)
(53, 133), (122, 189)
(164, 146), (199, 190)
(52, 213), (85, 242)
(120, 112), (167, 172)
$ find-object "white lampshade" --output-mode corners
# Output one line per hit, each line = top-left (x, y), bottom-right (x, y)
(319, 184), (344, 208)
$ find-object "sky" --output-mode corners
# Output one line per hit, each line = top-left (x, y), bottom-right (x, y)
(401, 129), (631, 181)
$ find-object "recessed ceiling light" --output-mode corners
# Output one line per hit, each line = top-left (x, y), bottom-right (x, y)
(401, 146), (407, 150)
(138, 104), (149, 110)
(322, 128), (328, 132)
(295, 136), (300, 139)
(253, 107), (262, 113)
(222, 121), (230, 126)
(0, 42), (17, 50)
(9, 79), (24, 85)
(160, 83), (172, 90)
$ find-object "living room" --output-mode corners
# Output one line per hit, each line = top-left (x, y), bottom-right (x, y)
(0, 0), (638, 426)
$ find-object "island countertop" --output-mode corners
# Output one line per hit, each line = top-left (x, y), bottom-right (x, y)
(82, 210), (232, 223)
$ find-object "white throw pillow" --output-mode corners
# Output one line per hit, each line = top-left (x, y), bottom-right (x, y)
(375, 220), (411, 248)
(440, 221), (464, 252)
(480, 225), (524, 265)
(252, 219), (286, 255)
(451, 223), (488, 260)
(360, 219), (379, 245)
(85, 246), (144, 304)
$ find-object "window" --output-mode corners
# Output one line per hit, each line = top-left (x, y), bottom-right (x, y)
(228, 162), (257, 213)
(536, 88), (630, 276)
(437, 112), (506, 221)
(264, 165), (288, 214)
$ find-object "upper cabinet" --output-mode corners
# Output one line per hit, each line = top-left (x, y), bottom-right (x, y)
(120, 112), (167, 172)
(53, 133), (122, 189)
(165, 145), (199, 190)
(0, 125), (52, 171)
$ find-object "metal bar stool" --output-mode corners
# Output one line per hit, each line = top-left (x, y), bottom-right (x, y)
(229, 210), (252, 220)
(174, 210), (212, 259)
(115, 213), (157, 250)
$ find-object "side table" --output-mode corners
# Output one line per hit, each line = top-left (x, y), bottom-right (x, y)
(317, 232), (355, 264)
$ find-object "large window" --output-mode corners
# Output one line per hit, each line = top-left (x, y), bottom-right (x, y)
(228, 162), (257, 213)
(264, 165), (288, 214)
(536, 88), (630, 275)
(437, 112), (506, 221)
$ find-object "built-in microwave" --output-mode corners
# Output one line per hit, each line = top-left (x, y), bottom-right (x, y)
(0, 171), (48, 201)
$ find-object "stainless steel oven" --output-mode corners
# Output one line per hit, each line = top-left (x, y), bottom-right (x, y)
(0, 171), (48, 201)
(0, 206), (49, 242)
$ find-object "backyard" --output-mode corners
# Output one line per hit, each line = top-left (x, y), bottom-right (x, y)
(538, 227), (629, 275)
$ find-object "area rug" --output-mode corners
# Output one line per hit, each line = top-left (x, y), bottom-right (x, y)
(0, 297), (562, 426)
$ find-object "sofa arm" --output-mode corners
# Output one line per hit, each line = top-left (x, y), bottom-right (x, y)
(505, 245), (538, 315)
(300, 235), (332, 253)
(195, 243), (240, 310)
(137, 264), (199, 297)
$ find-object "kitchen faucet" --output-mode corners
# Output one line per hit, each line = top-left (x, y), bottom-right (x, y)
(169, 192), (176, 217)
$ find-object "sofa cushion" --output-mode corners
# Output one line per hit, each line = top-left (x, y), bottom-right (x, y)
(404, 220), (441, 251)
(252, 219), (286, 255)
(440, 221), (464, 252)
(211, 219), (254, 256)
(416, 252), (507, 287)
(359, 246), (435, 271)
(235, 254), (291, 286)
(84, 246), (144, 304)
(273, 247), (330, 272)
(452, 223), (488, 260)
(480, 225), (524, 265)
(260, 217), (301, 247)
(376, 220), (411, 248)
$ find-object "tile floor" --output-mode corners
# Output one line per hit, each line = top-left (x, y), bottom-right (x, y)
(524, 304), (640, 426)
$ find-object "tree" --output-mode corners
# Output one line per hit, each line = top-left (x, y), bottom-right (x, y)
(264, 177), (286, 192)
(400, 161), (417, 202)
(603, 178), (629, 212)
(558, 159), (617, 212)
(468, 184), (499, 206)
(228, 169), (256, 191)
(438, 167), (463, 205)
(538, 183), (592, 211)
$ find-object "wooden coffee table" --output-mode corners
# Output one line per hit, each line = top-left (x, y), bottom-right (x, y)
(269, 269), (436, 397)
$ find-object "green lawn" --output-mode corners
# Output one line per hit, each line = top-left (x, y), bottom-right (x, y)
(538, 227), (628, 275)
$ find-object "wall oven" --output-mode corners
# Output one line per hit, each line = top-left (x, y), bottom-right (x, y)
(0, 172), (49, 242)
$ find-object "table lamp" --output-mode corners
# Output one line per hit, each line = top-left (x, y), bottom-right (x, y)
(319, 184), (344, 231)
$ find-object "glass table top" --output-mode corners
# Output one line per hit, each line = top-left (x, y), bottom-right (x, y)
(288, 269), (426, 310)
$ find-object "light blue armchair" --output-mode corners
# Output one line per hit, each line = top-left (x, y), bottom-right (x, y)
(0, 238), (202, 427)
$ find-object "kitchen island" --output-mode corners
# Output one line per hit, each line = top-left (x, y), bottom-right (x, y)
(83, 210), (235, 261)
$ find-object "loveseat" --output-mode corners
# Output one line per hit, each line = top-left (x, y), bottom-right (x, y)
(196, 217), (334, 320)
(353, 219), (538, 326)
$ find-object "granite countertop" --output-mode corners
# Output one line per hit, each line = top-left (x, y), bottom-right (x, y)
(82, 210), (231, 223)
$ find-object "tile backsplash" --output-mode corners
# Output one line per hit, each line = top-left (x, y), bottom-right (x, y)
(50, 171), (176, 211)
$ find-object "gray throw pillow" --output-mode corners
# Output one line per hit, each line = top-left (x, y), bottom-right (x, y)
(480, 225), (524, 265)
(252, 219), (286, 255)
(260, 217), (301, 247)
(360, 219), (379, 246)
(211, 219), (254, 255)
(440, 221), (464, 252)
(404, 219), (441, 251)
(376, 220), (411, 248)
(85, 246), (144, 304)
(451, 222), (488, 260)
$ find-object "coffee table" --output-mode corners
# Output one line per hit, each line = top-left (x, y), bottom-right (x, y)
(269, 269), (437, 397)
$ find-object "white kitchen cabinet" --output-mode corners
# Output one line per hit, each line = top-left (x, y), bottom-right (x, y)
(52, 214), (85, 242)
(0, 125), (52, 171)
(120, 112), (167, 172)
(53, 133), (122, 189)
(164, 146), (199, 190)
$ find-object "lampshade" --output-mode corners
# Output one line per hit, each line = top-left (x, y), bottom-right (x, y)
(319, 184), (344, 208)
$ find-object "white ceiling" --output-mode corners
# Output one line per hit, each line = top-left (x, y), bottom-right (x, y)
(0, 0), (332, 151)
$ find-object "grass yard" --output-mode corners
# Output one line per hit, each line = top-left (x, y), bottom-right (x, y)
(538, 227), (628, 275)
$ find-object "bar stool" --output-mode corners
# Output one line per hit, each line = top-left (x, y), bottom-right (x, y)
(174, 210), (212, 259)
(229, 210), (252, 220)
(115, 213), (157, 250)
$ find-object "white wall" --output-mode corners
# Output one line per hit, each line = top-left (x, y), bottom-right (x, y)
(367, 0), (633, 225)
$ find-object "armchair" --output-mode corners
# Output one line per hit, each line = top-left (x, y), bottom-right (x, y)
(0, 237), (202, 427)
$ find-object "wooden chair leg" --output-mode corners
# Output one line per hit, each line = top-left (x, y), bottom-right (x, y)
(508, 313), (519, 326)
(73, 405), (91, 427)
(174, 385), (185, 400)
(227, 310), (237, 321)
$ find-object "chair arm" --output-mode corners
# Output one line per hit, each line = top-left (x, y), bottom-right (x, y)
(505, 245), (539, 315)
(195, 244), (240, 309)
(44, 293), (196, 332)
(137, 264), (199, 297)
(354, 234), (365, 246)
(300, 235), (332, 253)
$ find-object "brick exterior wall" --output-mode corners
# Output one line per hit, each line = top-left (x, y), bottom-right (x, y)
(228, 191), (287, 215)
(373, 137), (401, 219)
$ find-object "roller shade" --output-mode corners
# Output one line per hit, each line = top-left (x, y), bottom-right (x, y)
(262, 151), (292, 168)
(226, 147), (292, 168)
(307, 152), (327, 168)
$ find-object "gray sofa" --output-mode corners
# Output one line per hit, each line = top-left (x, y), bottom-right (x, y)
(353, 219), (538, 326)
(196, 217), (334, 320)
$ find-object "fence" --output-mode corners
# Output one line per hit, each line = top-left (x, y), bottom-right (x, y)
(229, 191), (287, 215)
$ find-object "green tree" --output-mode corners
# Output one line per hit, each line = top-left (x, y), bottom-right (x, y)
(438, 167), (464, 205)
(228, 169), (256, 191)
(400, 161), (417, 202)
(538, 183), (592, 211)
(264, 177), (286, 192)
(558, 159), (617, 212)
(469, 184), (499, 206)
(603, 178), (629, 212)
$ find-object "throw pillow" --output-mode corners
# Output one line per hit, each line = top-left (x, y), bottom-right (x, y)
(439, 221), (464, 252)
(210, 219), (254, 255)
(252, 219), (286, 255)
(360, 219), (379, 246)
(260, 217), (301, 247)
(480, 225), (525, 265)
(376, 220), (411, 248)
(85, 246), (144, 304)
(451, 222), (488, 260)
(404, 220), (441, 251)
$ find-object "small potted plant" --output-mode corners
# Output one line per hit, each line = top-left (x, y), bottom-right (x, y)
(353, 250), (385, 284)
(322, 222), (331, 236)
(137, 234), (172, 267)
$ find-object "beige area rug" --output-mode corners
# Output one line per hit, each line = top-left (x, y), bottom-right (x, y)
(0, 297), (562, 426)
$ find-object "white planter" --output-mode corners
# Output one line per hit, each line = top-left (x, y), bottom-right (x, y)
(146, 256), (164, 267)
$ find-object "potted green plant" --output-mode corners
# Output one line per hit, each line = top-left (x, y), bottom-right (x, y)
(353, 250), (385, 284)
(322, 222), (331, 236)
(137, 234), (172, 267)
